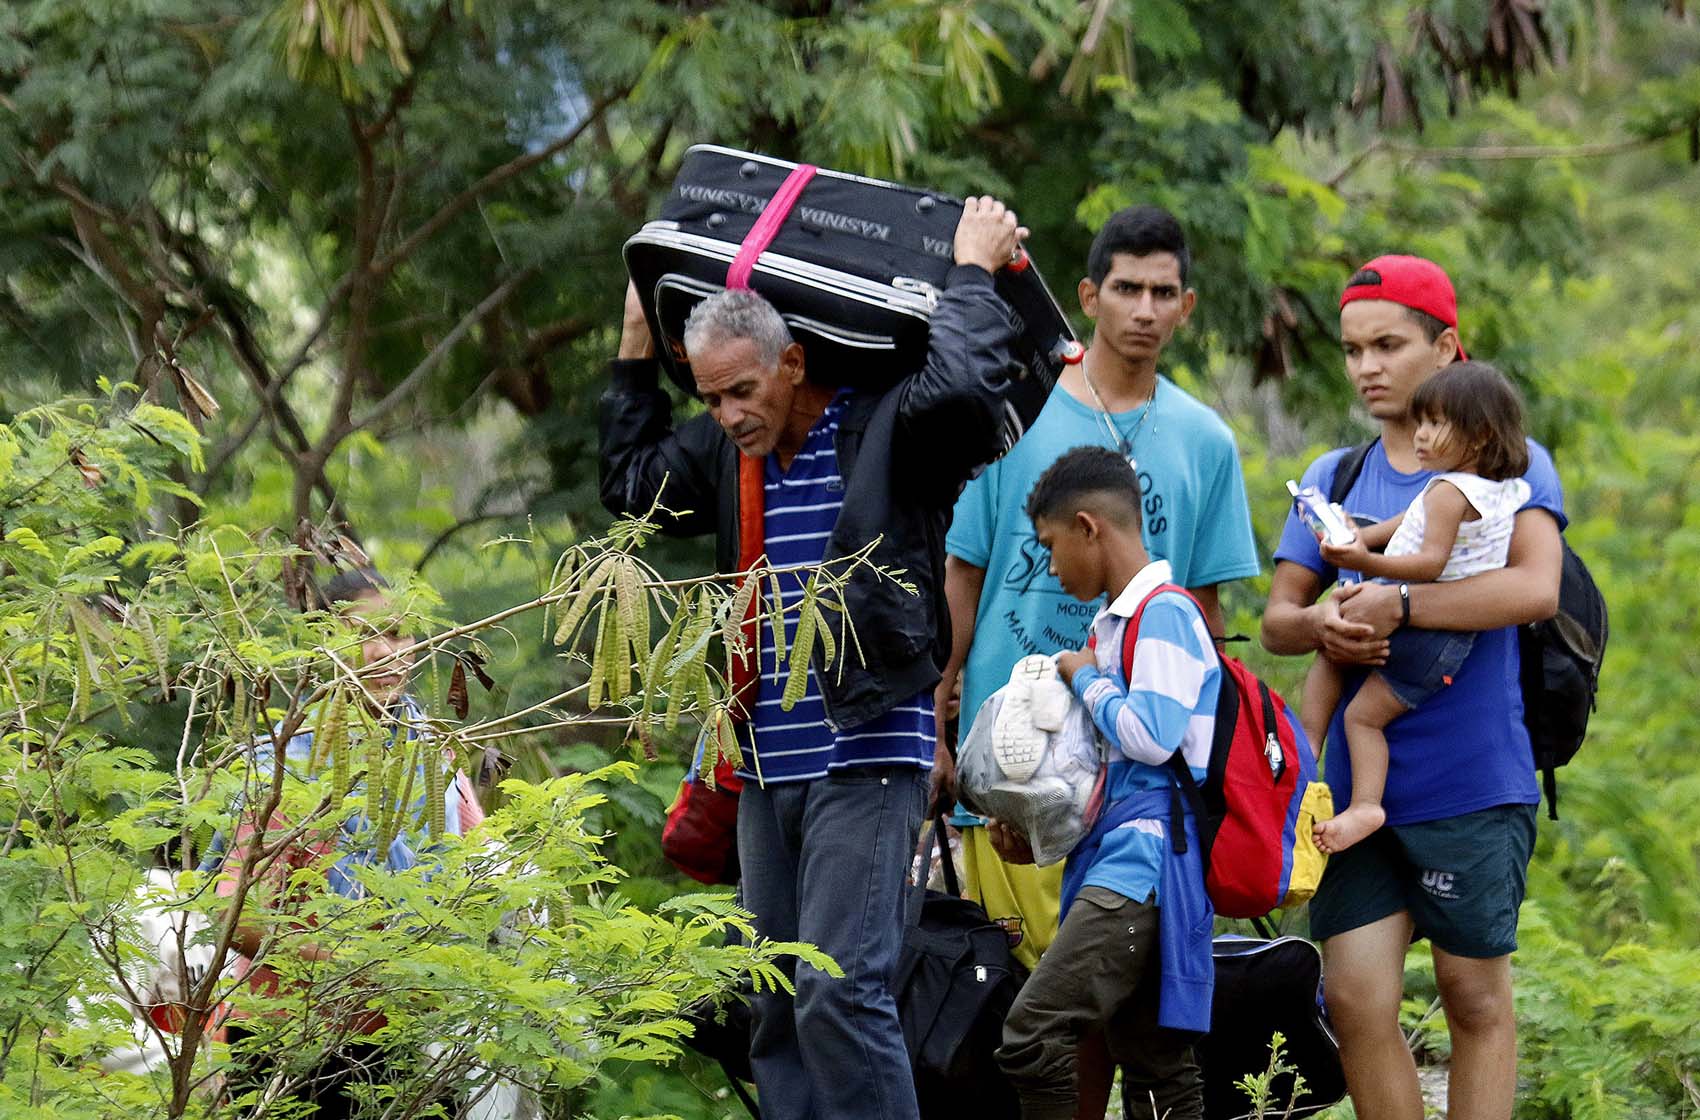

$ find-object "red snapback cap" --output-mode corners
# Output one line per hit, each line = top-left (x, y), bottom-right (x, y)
(1340, 254), (1467, 360)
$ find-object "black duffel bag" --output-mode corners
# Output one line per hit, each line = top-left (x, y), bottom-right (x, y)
(1200, 935), (1346, 1119)
(899, 819), (1025, 1120)
(625, 144), (1080, 464)
(682, 819), (1025, 1119)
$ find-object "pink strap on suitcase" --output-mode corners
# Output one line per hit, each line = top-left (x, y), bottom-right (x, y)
(725, 163), (818, 290)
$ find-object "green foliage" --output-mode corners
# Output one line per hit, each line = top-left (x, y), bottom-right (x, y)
(1232, 1031), (1318, 1120)
(1511, 906), (1700, 1119)
(0, 395), (848, 1118)
(3, 1), (1699, 1115)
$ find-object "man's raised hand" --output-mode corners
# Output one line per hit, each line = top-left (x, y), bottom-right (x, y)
(953, 196), (1030, 275)
(618, 280), (656, 361)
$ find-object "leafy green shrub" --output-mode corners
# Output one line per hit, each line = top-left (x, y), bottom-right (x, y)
(0, 389), (839, 1118)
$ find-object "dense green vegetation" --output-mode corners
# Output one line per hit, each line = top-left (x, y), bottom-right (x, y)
(3, 1), (1699, 1116)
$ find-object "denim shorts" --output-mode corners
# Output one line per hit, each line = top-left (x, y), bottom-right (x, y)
(1378, 624), (1475, 710)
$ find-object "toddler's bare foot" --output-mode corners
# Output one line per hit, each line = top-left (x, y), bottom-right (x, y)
(1313, 803), (1386, 854)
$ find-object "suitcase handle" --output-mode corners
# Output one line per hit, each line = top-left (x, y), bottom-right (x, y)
(1052, 339), (1086, 365)
(726, 164), (819, 290)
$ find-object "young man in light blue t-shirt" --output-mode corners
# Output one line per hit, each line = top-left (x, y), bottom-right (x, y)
(933, 208), (1258, 1112)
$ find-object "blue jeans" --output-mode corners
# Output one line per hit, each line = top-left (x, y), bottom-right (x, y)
(737, 766), (927, 1120)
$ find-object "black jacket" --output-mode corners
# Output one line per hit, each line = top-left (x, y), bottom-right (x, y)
(599, 265), (1019, 730)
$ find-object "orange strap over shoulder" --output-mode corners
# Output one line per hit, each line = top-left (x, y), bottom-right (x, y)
(728, 453), (765, 721)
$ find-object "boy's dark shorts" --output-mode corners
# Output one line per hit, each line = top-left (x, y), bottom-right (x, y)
(1308, 802), (1537, 958)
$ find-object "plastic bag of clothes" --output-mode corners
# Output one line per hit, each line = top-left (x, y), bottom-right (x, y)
(957, 655), (1106, 866)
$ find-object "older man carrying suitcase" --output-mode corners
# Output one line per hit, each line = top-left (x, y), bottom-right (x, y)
(600, 197), (1026, 1120)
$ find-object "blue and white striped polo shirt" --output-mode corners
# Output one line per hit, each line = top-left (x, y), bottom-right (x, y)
(1068, 559), (1219, 903)
(741, 391), (935, 784)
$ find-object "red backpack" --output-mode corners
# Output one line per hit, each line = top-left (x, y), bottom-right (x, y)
(1124, 585), (1331, 919)
(661, 736), (745, 885)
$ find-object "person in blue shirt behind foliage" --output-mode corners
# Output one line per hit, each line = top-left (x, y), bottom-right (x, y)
(988, 446), (1215, 1120)
(1261, 256), (1564, 1120)
(211, 567), (477, 1118)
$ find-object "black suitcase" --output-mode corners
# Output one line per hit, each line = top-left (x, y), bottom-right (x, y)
(624, 144), (1081, 460)
(1199, 935), (1347, 1119)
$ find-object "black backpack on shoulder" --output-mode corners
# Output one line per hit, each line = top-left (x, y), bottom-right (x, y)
(1328, 440), (1608, 818)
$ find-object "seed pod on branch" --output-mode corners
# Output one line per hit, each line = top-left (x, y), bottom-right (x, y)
(586, 604), (614, 710)
(723, 567), (761, 681)
(308, 689), (346, 773)
(767, 569), (789, 666)
(461, 649), (495, 691)
(552, 555), (615, 647)
(447, 659), (469, 720)
(615, 556), (650, 666)
(131, 606), (173, 702)
(702, 704), (744, 787)
(781, 580), (820, 711)
(641, 608), (686, 742)
(424, 746), (446, 838)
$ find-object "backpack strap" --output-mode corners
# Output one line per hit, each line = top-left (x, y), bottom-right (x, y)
(1122, 583), (1210, 857)
(1327, 439), (1378, 507)
(934, 812), (961, 898)
(719, 1057), (761, 1119)
(1119, 582), (1201, 682)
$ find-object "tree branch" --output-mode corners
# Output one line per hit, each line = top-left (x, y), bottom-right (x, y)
(51, 175), (167, 352)
(1325, 137), (1387, 188)
(522, 316), (594, 363)
(367, 88), (626, 279)
(290, 105), (385, 525)
(271, 83), (627, 411)
(1387, 135), (1677, 160)
(352, 269), (532, 433)
(173, 239), (350, 524)
(414, 508), (526, 574)
(203, 406), (266, 480)
(365, 1), (455, 140)
(1329, 129), (1682, 187)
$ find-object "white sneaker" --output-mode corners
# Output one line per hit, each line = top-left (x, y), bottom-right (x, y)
(993, 655), (1059, 783)
(1030, 675), (1071, 732)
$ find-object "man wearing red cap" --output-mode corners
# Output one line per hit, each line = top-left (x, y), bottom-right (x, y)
(1260, 256), (1565, 1120)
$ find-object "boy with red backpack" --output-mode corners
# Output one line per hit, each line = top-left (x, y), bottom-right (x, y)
(986, 446), (1216, 1120)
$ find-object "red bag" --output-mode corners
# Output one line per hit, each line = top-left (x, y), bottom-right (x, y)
(1124, 585), (1329, 919)
(663, 452), (763, 885)
(661, 738), (745, 885)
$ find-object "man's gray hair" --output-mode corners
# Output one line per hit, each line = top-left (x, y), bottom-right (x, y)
(682, 288), (794, 367)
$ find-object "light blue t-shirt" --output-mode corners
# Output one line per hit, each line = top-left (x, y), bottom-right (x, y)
(1273, 438), (1565, 825)
(948, 377), (1261, 738)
